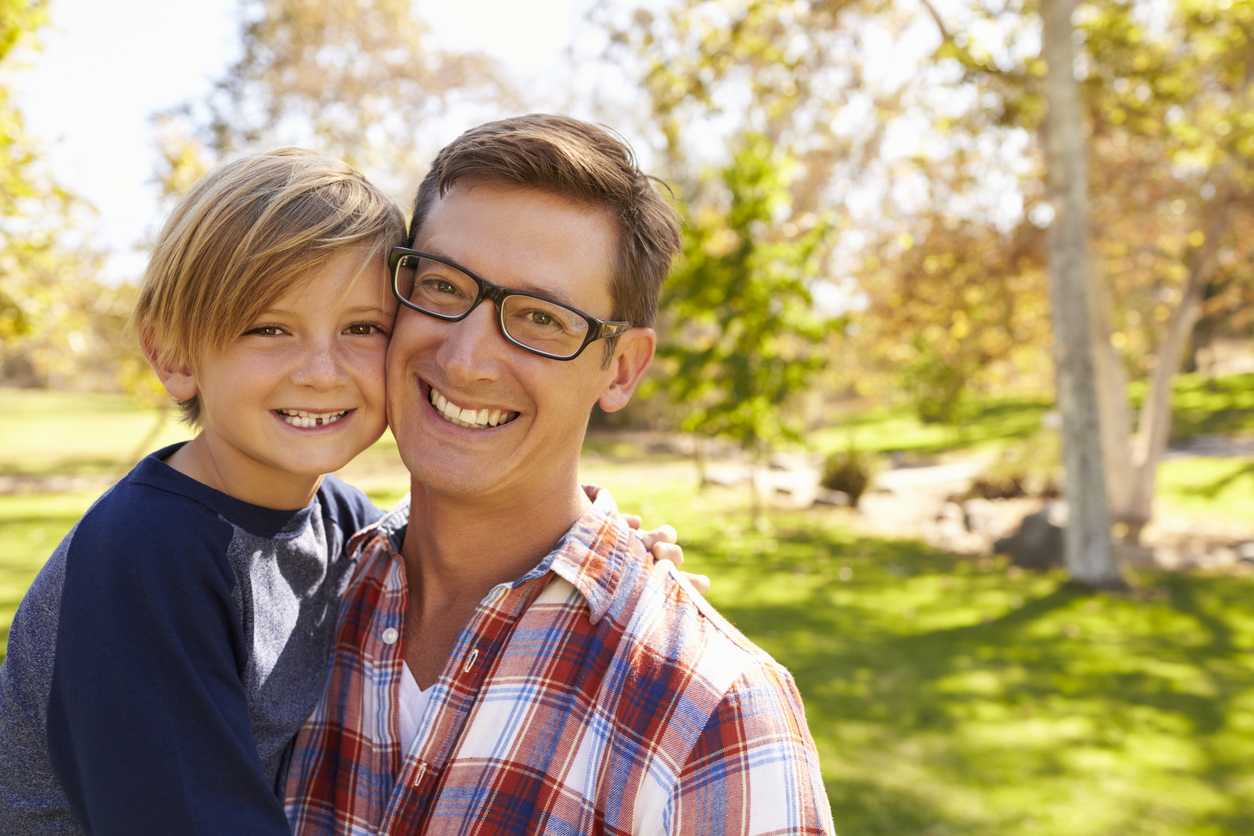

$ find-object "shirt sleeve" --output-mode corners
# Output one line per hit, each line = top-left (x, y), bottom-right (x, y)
(674, 662), (836, 835)
(44, 504), (292, 836)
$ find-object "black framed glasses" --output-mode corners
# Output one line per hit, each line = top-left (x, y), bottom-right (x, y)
(388, 247), (631, 360)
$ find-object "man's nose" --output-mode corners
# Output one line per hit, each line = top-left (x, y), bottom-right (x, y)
(437, 301), (506, 384)
(291, 341), (350, 390)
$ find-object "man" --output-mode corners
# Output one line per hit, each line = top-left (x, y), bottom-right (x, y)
(285, 114), (834, 834)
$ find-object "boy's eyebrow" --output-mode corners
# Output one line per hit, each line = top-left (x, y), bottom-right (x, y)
(343, 303), (393, 316)
(258, 302), (392, 318)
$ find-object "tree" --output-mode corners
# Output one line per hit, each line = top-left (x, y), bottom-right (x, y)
(0, 0), (51, 351)
(923, 0), (1254, 542)
(0, 0), (132, 393)
(1040, 0), (1122, 588)
(163, 0), (520, 199)
(613, 0), (1254, 556)
(647, 133), (834, 512)
(1078, 0), (1254, 540)
(854, 187), (1053, 424)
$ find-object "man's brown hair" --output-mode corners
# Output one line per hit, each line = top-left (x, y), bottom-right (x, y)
(133, 147), (405, 424)
(408, 115), (681, 350)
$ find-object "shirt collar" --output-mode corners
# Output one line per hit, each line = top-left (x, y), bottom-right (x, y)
(545, 484), (636, 624)
(347, 492), (411, 559)
(352, 485), (639, 624)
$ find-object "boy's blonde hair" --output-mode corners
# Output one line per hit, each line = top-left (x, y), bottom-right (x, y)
(133, 147), (405, 425)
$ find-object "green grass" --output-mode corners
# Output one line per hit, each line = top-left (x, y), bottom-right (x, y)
(4, 385), (1254, 833)
(0, 389), (191, 478)
(1156, 456), (1254, 523)
(1137, 372), (1254, 441)
(593, 472), (1254, 836)
(812, 395), (1054, 457)
(813, 371), (1254, 459)
(7, 467), (1253, 833)
(0, 492), (99, 649)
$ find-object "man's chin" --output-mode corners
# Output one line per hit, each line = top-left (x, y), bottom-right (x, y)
(404, 458), (502, 502)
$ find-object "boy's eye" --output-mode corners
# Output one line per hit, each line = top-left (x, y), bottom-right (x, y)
(346, 322), (388, 336)
(248, 325), (285, 337)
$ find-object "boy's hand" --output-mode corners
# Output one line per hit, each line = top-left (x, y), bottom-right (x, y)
(623, 515), (711, 595)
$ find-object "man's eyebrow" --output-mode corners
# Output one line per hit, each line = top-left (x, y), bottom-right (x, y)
(509, 282), (579, 307)
(420, 247), (581, 308)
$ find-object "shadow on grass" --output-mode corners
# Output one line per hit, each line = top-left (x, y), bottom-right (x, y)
(1189, 460), (1254, 500)
(0, 456), (124, 479)
(685, 515), (1254, 835)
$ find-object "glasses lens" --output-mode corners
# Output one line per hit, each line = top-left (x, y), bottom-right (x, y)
(395, 255), (478, 317)
(501, 295), (590, 358)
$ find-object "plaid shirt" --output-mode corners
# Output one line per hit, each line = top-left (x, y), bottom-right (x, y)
(284, 486), (835, 835)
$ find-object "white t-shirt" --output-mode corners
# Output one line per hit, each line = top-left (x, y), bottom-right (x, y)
(398, 662), (433, 751)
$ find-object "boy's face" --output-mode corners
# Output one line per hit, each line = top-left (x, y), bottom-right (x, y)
(175, 249), (395, 508)
(385, 180), (654, 507)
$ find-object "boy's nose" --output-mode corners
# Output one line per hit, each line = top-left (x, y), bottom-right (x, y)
(292, 344), (349, 390)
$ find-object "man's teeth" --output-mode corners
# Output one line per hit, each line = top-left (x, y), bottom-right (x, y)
(279, 409), (348, 428)
(430, 389), (515, 429)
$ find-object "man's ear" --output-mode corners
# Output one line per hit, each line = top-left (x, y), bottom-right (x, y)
(140, 329), (198, 402)
(598, 327), (656, 414)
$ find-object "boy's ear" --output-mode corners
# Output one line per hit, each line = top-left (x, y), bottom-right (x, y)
(597, 328), (656, 414)
(140, 330), (198, 402)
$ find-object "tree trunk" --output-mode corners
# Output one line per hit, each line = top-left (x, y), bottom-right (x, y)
(1041, 0), (1124, 589)
(1088, 256), (1135, 526)
(1122, 198), (1230, 541)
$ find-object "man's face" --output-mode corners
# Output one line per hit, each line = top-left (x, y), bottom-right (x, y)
(385, 180), (649, 505)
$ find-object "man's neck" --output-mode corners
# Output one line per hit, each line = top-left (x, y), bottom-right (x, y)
(399, 477), (592, 687)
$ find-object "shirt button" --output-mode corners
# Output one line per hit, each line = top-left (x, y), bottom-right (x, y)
(382, 627), (399, 645)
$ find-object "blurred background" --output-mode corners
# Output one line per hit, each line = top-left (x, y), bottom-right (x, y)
(3, 0), (1254, 832)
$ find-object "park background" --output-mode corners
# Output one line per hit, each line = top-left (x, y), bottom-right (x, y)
(3, 0), (1254, 832)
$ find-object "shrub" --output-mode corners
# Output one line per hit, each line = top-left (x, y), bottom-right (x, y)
(962, 431), (1062, 500)
(821, 448), (878, 507)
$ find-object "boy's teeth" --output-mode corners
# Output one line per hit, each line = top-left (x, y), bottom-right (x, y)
(279, 409), (347, 429)
(429, 388), (516, 429)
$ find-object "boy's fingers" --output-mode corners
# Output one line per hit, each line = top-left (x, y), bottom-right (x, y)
(683, 573), (711, 595)
(639, 524), (678, 552)
(623, 514), (643, 531)
(655, 556), (710, 596)
(648, 541), (683, 567)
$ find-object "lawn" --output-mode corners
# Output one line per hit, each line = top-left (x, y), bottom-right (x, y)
(3, 386), (1253, 834)
(812, 371), (1254, 458)
(584, 469), (1254, 836)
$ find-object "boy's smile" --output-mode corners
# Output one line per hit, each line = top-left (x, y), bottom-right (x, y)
(277, 409), (350, 428)
(164, 249), (395, 509)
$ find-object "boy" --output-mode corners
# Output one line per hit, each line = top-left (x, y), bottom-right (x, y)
(0, 147), (402, 834)
(0, 147), (690, 834)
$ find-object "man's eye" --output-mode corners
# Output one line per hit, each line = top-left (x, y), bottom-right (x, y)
(419, 277), (460, 295)
(527, 311), (556, 327)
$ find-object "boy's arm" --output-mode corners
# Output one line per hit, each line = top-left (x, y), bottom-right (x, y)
(45, 519), (292, 835)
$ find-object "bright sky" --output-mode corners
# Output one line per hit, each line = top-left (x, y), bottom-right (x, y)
(12, 0), (582, 282)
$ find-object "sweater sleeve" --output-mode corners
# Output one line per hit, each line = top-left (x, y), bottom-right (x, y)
(45, 499), (291, 836)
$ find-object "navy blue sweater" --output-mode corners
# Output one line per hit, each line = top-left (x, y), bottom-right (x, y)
(0, 444), (382, 834)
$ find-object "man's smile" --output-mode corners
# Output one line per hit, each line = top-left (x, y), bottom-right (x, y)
(429, 387), (518, 429)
